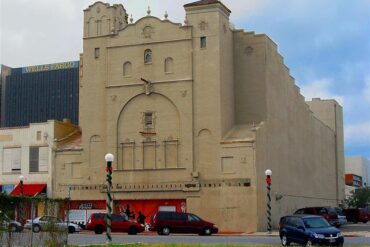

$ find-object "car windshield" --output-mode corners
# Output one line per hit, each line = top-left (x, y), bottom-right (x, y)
(327, 207), (337, 214)
(335, 207), (344, 216)
(303, 217), (331, 228)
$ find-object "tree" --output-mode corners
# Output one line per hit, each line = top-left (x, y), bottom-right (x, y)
(344, 187), (370, 208)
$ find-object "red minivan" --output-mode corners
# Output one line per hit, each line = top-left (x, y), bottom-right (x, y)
(294, 207), (340, 227)
(343, 208), (369, 223)
(86, 213), (145, 235)
(149, 211), (218, 235)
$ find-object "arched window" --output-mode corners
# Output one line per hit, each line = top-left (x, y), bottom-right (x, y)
(144, 49), (152, 64)
(164, 57), (174, 73)
(123, 61), (132, 77)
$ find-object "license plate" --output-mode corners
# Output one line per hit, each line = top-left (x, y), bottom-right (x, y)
(329, 239), (335, 243)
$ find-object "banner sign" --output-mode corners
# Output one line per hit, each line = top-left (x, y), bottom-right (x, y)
(22, 61), (79, 73)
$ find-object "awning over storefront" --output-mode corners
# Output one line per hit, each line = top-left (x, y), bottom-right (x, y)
(10, 183), (46, 196)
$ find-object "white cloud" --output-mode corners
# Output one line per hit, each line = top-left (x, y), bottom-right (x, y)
(300, 78), (344, 105)
(344, 121), (370, 147)
(0, 0), (268, 67)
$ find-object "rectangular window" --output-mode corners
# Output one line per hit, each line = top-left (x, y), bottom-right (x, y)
(144, 112), (153, 128)
(94, 48), (100, 59)
(3, 147), (21, 173)
(29, 147), (39, 172)
(200, 37), (207, 48)
(36, 131), (42, 141)
(29, 146), (49, 173)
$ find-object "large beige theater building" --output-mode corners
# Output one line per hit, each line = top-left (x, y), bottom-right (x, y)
(54, 0), (345, 232)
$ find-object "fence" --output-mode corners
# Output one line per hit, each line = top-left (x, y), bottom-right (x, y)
(0, 193), (69, 247)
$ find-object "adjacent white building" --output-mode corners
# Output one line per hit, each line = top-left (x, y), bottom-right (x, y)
(345, 156), (370, 198)
(345, 156), (370, 187)
(0, 120), (79, 197)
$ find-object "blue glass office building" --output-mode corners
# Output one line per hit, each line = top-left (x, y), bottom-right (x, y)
(0, 61), (79, 127)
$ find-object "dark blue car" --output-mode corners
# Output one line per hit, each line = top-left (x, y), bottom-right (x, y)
(279, 215), (344, 246)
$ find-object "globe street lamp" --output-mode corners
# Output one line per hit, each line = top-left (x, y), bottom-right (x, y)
(265, 169), (272, 234)
(105, 153), (114, 243)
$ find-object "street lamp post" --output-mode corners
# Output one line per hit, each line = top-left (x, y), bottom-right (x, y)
(265, 169), (272, 234)
(105, 153), (114, 244)
(19, 175), (24, 196)
(19, 176), (25, 225)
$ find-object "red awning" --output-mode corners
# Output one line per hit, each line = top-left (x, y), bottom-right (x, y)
(10, 184), (46, 196)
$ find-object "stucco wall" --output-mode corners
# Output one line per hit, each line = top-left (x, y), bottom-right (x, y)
(253, 38), (341, 231)
(307, 99), (345, 201)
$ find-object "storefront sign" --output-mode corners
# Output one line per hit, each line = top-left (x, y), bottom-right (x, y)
(22, 61), (79, 73)
(78, 203), (93, 210)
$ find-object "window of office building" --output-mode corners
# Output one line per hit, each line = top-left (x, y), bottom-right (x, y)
(29, 146), (49, 173)
(3, 147), (21, 173)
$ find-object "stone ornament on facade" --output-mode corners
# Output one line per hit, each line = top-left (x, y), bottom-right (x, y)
(142, 25), (154, 38)
(245, 46), (254, 56)
(110, 95), (117, 101)
(141, 78), (153, 95)
(198, 20), (208, 31)
(181, 90), (187, 97)
(97, 6), (101, 13)
(147, 6), (151, 16)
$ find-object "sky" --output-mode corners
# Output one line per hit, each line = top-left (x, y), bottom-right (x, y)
(0, 0), (369, 159)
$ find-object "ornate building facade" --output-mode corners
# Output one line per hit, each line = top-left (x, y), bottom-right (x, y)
(54, 0), (344, 232)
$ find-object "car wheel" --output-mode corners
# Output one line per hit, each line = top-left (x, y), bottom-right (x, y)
(128, 227), (138, 235)
(33, 224), (41, 233)
(203, 227), (212, 236)
(68, 226), (75, 234)
(362, 221), (367, 224)
(162, 227), (170, 235)
(281, 234), (290, 246)
(9, 224), (17, 232)
(94, 225), (103, 234)
(305, 240), (313, 247)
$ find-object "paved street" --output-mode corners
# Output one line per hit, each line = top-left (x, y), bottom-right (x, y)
(2, 223), (369, 246)
(67, 223), (370, 246)
(68, 233), (370, 246)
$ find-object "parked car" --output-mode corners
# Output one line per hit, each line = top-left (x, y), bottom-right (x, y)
(343, 208), (369, 223)
(86, 213), (144, 235)
(149, 211), (218, 236)
(279, 215), (344, 246)
(0, 211), (23, 232)
(334, 207), (347, 226)
(24, 216), (81, 233)
(294, 207), (340, 227)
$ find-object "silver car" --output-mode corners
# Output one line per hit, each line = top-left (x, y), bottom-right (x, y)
(335, 207), (348, 226)
(24, 215), (81, 233)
